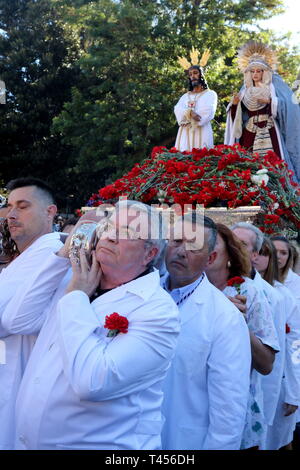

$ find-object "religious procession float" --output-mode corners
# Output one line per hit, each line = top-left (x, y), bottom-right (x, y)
(84, 144), (300, 239)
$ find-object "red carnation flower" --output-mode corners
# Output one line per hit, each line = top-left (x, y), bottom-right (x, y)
(227, 276), (245, 287)
(104, 312), (129, 338)
(86, 144), (300, 233)
(227, 276), (245, 294)
(151, 146), (167, 158)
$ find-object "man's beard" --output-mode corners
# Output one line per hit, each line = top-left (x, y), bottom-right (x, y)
(191, 79), (201, 89)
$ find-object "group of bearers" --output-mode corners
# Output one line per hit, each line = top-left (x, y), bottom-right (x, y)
(174, 41), (300, 184)
(0, 176), (300, 451)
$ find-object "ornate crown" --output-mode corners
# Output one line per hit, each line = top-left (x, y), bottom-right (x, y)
(177, 47), (210, 70)
(237, 41), (277, 73)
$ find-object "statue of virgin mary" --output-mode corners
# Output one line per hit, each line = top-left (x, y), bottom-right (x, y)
(225, 41), (300, 184)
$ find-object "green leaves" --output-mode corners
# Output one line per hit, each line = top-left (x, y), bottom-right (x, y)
(0, 0), (81, 206)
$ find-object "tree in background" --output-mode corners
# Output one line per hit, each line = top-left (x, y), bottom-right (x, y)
(53, 0), (299, 204)
(0, 0), (81, 208)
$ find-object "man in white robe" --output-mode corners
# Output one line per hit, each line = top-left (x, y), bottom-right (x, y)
(161, 214), (251, 450)
(0, 177), (61, 449)
(5, 200), (180, 450)
(174, 66), (217, 152)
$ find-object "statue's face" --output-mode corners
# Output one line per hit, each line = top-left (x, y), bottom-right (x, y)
(250, 68), (264, 84)
(188, 67), (202, 88)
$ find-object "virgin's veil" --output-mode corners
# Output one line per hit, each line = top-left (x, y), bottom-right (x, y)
(272, 73), (300, 184)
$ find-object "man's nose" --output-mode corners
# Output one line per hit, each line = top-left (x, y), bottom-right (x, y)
(106, 228), (118, 243)
(176, 243), (187, 257)
(6, 207), (17, 219)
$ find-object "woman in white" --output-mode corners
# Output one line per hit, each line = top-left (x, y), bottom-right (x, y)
(271, 236), (300, 306)
(253, 237), (300, 450)
(205, 223), (279, 450)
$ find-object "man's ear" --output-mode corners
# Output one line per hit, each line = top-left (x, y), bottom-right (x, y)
(47, 204), (57, 219)
(145, 245), (159, 267)
(250, 250), (259, 264)
(206, 250), (217, 267)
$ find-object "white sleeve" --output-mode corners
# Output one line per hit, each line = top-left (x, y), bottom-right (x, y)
(270, 83), (278, 118)
(246, 284), (280, 352)
(56, 290), (179, 401)
(1, 252), (70, 336)
(0, 244), (58, 336)
(203, 310), (251, 450)
(224, 87), (245, 145)
(284, 296), (300, 406)
(224, 101), (235, 145)
(196, 91), (218, 127)
(174, 95), (188, 124)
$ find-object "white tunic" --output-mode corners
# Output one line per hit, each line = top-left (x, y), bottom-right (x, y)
(284, 269), (300, 305)
(13, 254), (180, 450)
(0, 233), (62, 450)
(174, 90), (217, 151)
(253, 278), (285, 427)
(224, 276), (280, 449)
(262, 283), (300, 449)
(284, 269), (300, 424)
(161, 273), (251, 450)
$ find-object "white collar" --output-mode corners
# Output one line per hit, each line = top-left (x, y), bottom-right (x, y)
(162, 272), (205, 305)
(20, 232), (61, 254)
(92, 269), (160, 305)
(1, 232), (61, 272)
(286, 269), (300, 282)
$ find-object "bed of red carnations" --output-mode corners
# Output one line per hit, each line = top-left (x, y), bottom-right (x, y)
(84, 144), (300, 236)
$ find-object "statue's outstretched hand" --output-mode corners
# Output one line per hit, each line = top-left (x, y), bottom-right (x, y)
(232, 93), (240, 105)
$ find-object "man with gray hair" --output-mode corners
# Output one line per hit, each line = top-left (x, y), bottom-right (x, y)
(3, 200), (180, 449)
(231, 222), (264, 261)
(161, 213), (251, 449)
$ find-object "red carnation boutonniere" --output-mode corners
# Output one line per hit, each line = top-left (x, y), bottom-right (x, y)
(104, 312), (129, 338)
(227, 276), (245, 295)
(286, 323), (291, 334)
